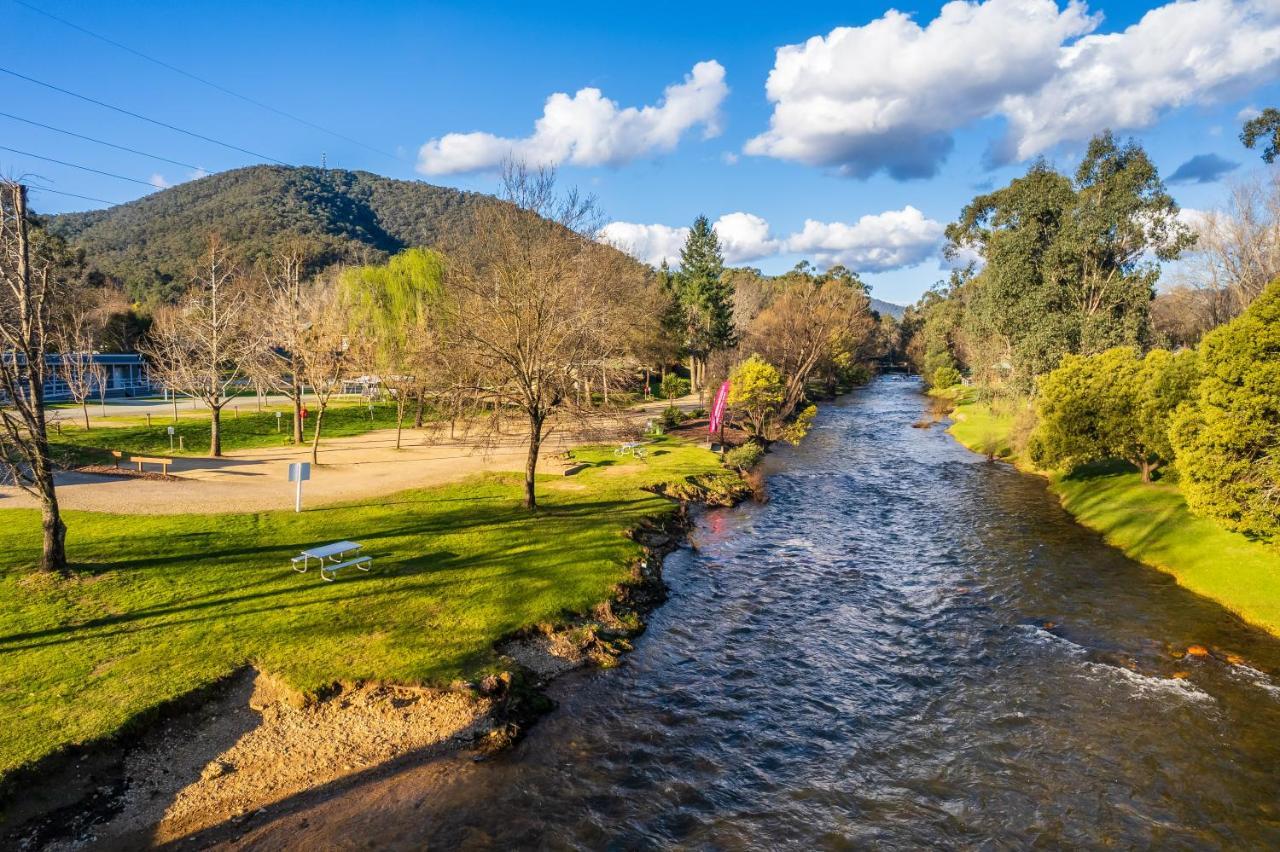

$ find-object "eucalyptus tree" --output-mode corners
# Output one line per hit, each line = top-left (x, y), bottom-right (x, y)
(1241, 107), (1280, 164)
(945, 132), (1192, 389)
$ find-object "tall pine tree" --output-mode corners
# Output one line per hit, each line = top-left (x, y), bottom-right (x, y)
(675, 215), (734, 391)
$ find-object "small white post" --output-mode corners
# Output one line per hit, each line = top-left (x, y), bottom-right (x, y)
(288, 462), (311, 513)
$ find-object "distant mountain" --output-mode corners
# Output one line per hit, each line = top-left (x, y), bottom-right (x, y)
(869, 297), (906, 320)
(44, 166), (491, 302)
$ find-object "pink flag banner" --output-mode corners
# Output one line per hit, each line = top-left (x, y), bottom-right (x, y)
(709, 380), (731, 435)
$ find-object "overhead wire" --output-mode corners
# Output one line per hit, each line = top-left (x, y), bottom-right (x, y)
(0, 143), (158, 187)
(0, 111), (204, 171)
(0, 65), (290, 166)
(11, 0), (404, 163)
(25, 185), (123, 206)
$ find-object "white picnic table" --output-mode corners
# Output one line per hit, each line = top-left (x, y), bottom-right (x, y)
(292, 540), (362, 573)
(615, 441), (647, 457)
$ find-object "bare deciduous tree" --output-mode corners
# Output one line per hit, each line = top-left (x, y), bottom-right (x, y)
(294, 281), (349, 464)
(1163, 170), (1280, 342)
(0, 181), (70, 571)
(54, 303), (107, 432)
(145, 237), (258, 456)
(745, 276), (875, 419)
(260, 245), (311, 443)
(444, 163), (636, 510)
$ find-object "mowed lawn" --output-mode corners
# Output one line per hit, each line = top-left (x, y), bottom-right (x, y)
(47, 400), (412, 464)
(0, 437), (722, 778)
(939, 389), (1280, 636)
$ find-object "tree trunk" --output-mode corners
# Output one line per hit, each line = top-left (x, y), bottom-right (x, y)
(602, 369), (609, 405)
(688, 355), (698, 392)
(311, 406), (326, 464)
(39, 484), (67, 573)
(395, 395), (406, 450)
(81, 401), (90, 431)
(210, 405), (223, 456)
(524, 412), (543, 510)
(1139, 460), (1155, 483)
(414, 391), (425, 429)
(292, 384), (303, 444)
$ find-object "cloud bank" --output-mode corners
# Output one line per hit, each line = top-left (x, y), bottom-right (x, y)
(418, 61), (728, 174)
(602, 207), (945, 272)
(747, 0), (1280, 179)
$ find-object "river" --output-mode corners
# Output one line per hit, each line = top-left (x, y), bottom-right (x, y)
(312, 376), (1280, 848)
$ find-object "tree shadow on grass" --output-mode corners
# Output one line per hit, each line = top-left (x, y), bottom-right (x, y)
(1, 669), (263, 852)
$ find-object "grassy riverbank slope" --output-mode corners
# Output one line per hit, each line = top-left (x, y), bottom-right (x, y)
(0, 436), (724, 779)
(940, 388), (1280, 636)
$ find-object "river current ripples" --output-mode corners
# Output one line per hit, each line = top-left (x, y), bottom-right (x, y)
(412, 376), (1280, 849)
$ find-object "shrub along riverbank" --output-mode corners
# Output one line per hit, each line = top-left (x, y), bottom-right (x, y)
(0, 436), (725, 781)
(940, 389), (1280, 636)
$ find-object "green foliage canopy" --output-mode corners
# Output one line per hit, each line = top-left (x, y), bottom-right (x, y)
(1030, 345), (1197, 482)
(1241, 107), (1280, 164)
(1170, 278), (1280, 540)
(943, 132), (1192, 390)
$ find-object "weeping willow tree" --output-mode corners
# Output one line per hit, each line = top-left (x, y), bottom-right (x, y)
(340, 248), (447, 449)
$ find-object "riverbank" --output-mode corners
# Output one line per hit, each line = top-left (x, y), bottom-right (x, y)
(0, 436), (751, 848)
(938, 387), (1280, 636)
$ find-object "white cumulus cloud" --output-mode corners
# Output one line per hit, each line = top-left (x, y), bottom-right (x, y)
(148, 173), (170, 189)
(745, 0), (1096, 178)
(713, 212), (783, 264)
(785, 207), (946, 271)
(995, 0), (1280, 164)
(747, 0), (1280, 178)
(418, 61), (728, 175)
(603, 207), (945, 272)
(600, 221), (689, 267)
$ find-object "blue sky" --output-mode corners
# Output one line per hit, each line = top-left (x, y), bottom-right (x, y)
(3, 0), (1278, 304)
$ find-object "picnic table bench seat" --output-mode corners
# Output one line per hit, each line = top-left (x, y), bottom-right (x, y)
(321, 555), (373, 581)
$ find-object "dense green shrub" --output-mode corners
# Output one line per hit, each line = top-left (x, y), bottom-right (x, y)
(659, 405), (683, 430)
(1029, 346), (1197, 481)
(1170, 278), (1280, 540)
(931, 365), (962, 389)
(659, 374), (690, 401)
(724, 442), (765, 471)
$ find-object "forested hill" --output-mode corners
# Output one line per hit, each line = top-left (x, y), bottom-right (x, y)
(869, 298), (905, 320)
(44, 166), (489, 303)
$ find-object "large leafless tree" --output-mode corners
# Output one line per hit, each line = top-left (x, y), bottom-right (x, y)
(0, 181), (71, 571)
(145, 237), (259, 456)
(444, 163), (640, 510)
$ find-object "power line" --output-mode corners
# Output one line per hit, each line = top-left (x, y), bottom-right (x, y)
(12, 0), (404, 163)
(25, 185), (122, 206)
(0, 111), (203, 171)
(0, 144), (157, 187)
(0, 65), (289, 166)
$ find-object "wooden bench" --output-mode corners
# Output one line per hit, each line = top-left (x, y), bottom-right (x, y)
(133, 455), (174, 475)
(321, 555), (373, 582)
(110, 450), (124, 468)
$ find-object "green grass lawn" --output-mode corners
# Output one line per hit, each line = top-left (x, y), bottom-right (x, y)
(48, 400), (412, 465)
(1054, 470), (1280, 635)
(938, 387), (1280, 635)
(0, 436), (723, 779)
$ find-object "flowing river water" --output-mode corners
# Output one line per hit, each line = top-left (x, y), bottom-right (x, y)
(315, 376), (1280, 848)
